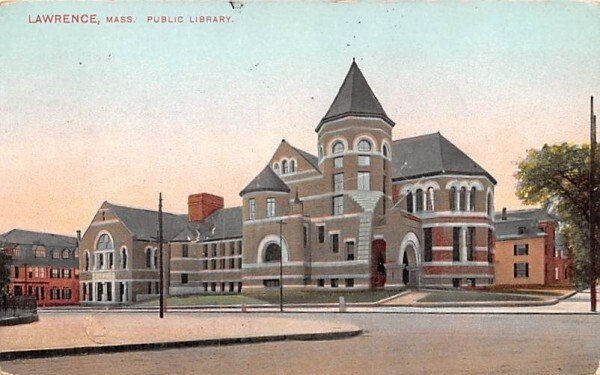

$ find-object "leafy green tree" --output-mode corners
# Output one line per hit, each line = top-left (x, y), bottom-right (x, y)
(0, 247), (11, 294)
(516, 143), (599, 287)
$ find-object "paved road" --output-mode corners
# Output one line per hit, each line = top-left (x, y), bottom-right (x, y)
(2, 312), (599, 375)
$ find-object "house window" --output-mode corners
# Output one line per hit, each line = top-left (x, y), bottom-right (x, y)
(62, 249), (70, 259)
(249, 198), (256, 220)
(357, 172), (370, 190)
(51, 288), (60, 300)
(346, 241), (355, 261)
(449, 187), (457, 211)
(331, 278), (339, 288)
(34, 247), (46, 258)
(406, 192), (413, 213)
(357, 139), (372, 152)
(211, 259), (217, 269)
(203, 245), (208, 257)
(330, 233), (339, 253)
(415, 189), (424, 212)
(467, 227), (475, 261)
(424, 228), (433, 262)
(109, 252), (114, 269)
(14, 266), (20, 278)
(333, 173), (344, 192)
(334, 157), (343, 169)
(317, 225), (325, 243)
(62, 268), (72, 278)
(182, 244), (189, 258)
(426, 187), (434, 211)
(51, 250), (59, 259)
(282, 160), (288, 174)
(317, 279), (325, 287)
(96, 233), (113, 250)
(51, 268), (60, 279)
(290, 160), (296, 173)
(459, 187), (467, 211)
(452, 227), (460, 262)
(358, 155), (370, 166)
(514, 262), (529, 278)
(383, 144), (389, 158)
(146, 249), (152, 268)
(212, 244), (217, 257)
(332, 141), (345, 154)
(181, 273), (188, 284)
(121, 248), (128, 269)
(469, 187), (477, 211)
(514, 244), (529, 256)
(266, 198), (276, 218)
(333, 195), (344, 216)
(263, 279), (280, 287)
(84, 251), (90, 271)
(345, 278), (354, 287)
(62, 288), (72, 300)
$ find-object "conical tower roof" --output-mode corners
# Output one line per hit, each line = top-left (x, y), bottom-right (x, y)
(239, 166), (290, 196)
(316, 60), (394, 132)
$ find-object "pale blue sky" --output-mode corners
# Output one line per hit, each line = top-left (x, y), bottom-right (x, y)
(0, 1), (598, 235)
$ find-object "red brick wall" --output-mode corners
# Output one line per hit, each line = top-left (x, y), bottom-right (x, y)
(9, 265), (80, 306)
(188, 193), (224, 222)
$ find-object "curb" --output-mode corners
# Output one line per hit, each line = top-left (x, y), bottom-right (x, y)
(0, 328), (362, 361)
(0, 314), (38, 326)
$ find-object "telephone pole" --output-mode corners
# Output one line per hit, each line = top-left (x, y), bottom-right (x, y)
(158, 192), (165, 318)
(278, 219), (286, 313)
(590, 96), (597, 312)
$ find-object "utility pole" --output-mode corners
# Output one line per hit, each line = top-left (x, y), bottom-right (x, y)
(278, 219), (286, 313)
(158, 193), (165, 318)
(590, 96), (597, 312)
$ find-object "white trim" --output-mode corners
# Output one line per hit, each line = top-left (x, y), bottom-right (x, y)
(171, 270), (242, 274)
(421, 274), (495, 279)
(309, 273), (370, 279)
(373, 234), (385, 240)
(243, 275), (305, 280)
(318, 119), (392, 138)
(284, 174), (324, 185)
(393, 174), (495, 187)
(243, 261), (304, 269)
(257, 234), (290, 263)
(424, 261), (491, 266)
(244, 214), (303, 225)
(422, 222), (494, 229)
(90, 219), (120, 226)
(171, 255), (242, 261)
(432, 246), (452, 251)
(353, 134), (378, 152)
(327, 137), (349, 156)
(399, 232), (421, 266)
(414, 211), (489, 219)
(310, 260), (368, 267)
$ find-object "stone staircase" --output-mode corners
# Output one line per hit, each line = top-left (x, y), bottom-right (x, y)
(348, 191), (383, 261)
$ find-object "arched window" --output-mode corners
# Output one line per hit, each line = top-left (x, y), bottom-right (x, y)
(96, 233), (113, 250)
(121, 248), (128, 269)
(459, 187), (467, 211)
(470, 187), (477, 211)
(382, 144), (389, 158)
(273, 163), (280, 174)
(145, 248), (152, 268)
(84, 251), (90, 271)
(153, 248), (158, 269)
(332, 141), (344, 154)
(290, 160), (296, 173)
(415, 189), (424, 212)
(426, 187), (434, 211)
(357, 139), (372, 152)
(406, 192), (414, 213)
(52, 250), (60, 259)
(487, 192), (494, 216)
(449, 187), (457, 211)
(62, 249), (70, 259)
(281, 160), (288, 174)
(264, 243), (281, 263)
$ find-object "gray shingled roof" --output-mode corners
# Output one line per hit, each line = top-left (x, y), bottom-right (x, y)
(239, 166), (291, 196)
(2, 229), (76, 247)
(391, 132), (497, 184)
(190, 206), (243, 242)
(316, 61), (394, 132)
(494, 208), (554, 239)
(288, 143), (320, 171)
(106, 202), (190, 242)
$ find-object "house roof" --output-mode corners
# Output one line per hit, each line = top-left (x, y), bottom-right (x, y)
(288, 143), (320, 171)
(239, 166), (291, 196)
(1, 229), (76, 248)
(105, 202), (190, 242)
(391, 132), (497, 184)
(187, 206), (243, 242)
(494, 208), (555, 239)
(316, 60), (394, 132)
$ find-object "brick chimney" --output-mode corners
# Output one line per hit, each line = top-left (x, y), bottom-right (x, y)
(188, 193), (224, 222)
(501, 207), (507, 221)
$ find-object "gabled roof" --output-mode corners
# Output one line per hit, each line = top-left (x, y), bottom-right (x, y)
(391, 132), (497, 184)
(183, 206), (243, 242)
(105, 202), (190, 242)
(316, 60), (395, 132)
(1, 229), (76, 248)
(286, 142), (320, 171)
(239, 166), (291, 196)
(493, 208), (556, 223)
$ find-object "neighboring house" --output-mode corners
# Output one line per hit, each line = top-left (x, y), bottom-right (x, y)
(78, 201), (190, 305)
(494, 208), (572, 286)
(238, 60), (497, 290)
(1, 229), (80, 306)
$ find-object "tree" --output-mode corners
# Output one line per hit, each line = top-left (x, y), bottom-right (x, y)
(0, 244), (11, 295)
(516, 143), (599, 288)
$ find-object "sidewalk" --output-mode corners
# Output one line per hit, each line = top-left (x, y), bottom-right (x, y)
(0, 314), (361, 360)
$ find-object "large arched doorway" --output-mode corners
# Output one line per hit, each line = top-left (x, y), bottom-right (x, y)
(371, 240), (387, 289)
(401, 244), (419, 287)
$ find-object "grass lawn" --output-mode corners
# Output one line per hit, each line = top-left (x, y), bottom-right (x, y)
(243, 288), (406, 304)
(418, 290), (545, 303)
(482, 289), (568, 297)
(139, 294), (269, 306)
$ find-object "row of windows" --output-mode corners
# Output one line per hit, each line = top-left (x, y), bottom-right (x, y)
(12, 266), (74, 279)
(321, 138), (388, 159)
(83, 248), (128, 271)
(179, 276), (242, 293)
(185, 241), (243, 258)
(10, 247), (78, 259)
(12, 285), (73, 300)
(273, 159), (297, 175)
(199, 257), (243, 270)
(316, 278), (354, 288)
(422, 227), (494, 263)
(248, 198), (277, 219)
(82, 281), (129, 302)
(404, 187), (494, 216)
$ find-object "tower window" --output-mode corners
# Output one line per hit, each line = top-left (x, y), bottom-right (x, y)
(357, 139), (372, 152)
(332, 141), (345, 154)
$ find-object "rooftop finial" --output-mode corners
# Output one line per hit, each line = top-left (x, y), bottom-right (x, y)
(352, 57), (355, 63)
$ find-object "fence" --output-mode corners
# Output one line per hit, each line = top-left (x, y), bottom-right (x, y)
(0, 295), (37, 318)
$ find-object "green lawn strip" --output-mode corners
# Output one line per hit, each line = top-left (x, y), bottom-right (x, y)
(243, 288), (406, 304)
(482, 289), (569, 297)
(417, 291), (544, 303)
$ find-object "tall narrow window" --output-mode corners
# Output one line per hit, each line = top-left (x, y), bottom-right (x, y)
(467, 227), (475, 261)
(303, 224), (309, 248)
(406, 192), (414, 213)
(121, 248), (128, 269)
(153, 249), (158, 269)
(449, 187), (457, 211)
(470, 187), (477, 211)
(330, 233), (339, 253)
(317, 226), (325, 243)
(424, 228), (433, 262)
(452, 227), (460, 262)
(249, 198), (256, 220)
(273, 163), (280, 174)
(415, 188), (424, 212)
(346, 241), (355, 261)
(487, 192), (493, 216)
(266, 198), (276, 218)
(84, 251), (90, 271)
(281, 160), (288, 174)
(333, 195), (344, 216)
(487, 229), (494, 263)
(334, 157), (344, 169)
(182, 244), (189, 258)
(459, 187), (467, 211)
(146, 249), (151, 268)
(108, 252), (114, 269)
(357, 172), (370, 190)
(290, 160), (296, 173)
(426, 187), (434, 211)
(333, 173), (344, 192)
